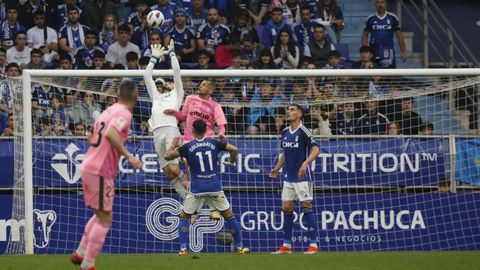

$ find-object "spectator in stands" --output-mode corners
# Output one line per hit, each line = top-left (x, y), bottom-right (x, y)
(197, 8), (230, 55)
(50, 94), (68, 131)
(54, 0), (84, 31)
(256, 48), (278, 69)
(238, 0), (269, 25)
(392, 97), (423, 135)
(0, 1), (6, 24)
(84, 0), (118, 33)
(127, 0), (148, 33)
(226, 49), (248, 74)
(56, 54), (78, 107)
(74, 30), (104, 69)
(246, 78), (283, 135)
(204, 0), (238, 25)
(37, 117), (55, 136)
(314, 81), (337, 115)
(304, 24), (335, 69)
(6, 31), (32, 69)
(419, 122), (434, 135)
(242, 36), (258, 66)
(106, 24), (140, 68)
(26, 10), (59, 56)
(59, 5), (91, 57)
(187, 0), (208, 31)
(151, 0), (178, 31)
(99, 14), (118, 52)
(231, 11), (259, 45)
(19, 0), (55, 30)
(164, 8), (196, 63)
(74, 91), (101, 130)
(1, 112), (13, 136)
(315, 0), (344, 44)
(368, 76), (389, 96)
(214, 38), (236, 69)
(272, 28), (299, 69)
(1, 5), (26, 49)
(32, 83), (63, 130)
(305, 63), (321, 97)
(0, 48), (7, 74)
(387, 121), (402, 136)
(262, 7), (290, 49)
(323, 50), (342, 69)
(362, 0), (406, 68)
(352, 45), (379, 69)
(219, 82), (246, 134)
(330, 102), (355, 135)
(293, 6), (316, 57)
(0, 63), (21, 117)
(25, 48), (51, 69)
(73, 122), (86, 136)
(282, 0), (301, 26)
(126, 51), (140, 69)
(289, 80), (309, 108)
(92, 50), (106, 69)
(308, 105), (332, 137)
(355, 98), (389, 135)
(142, 31), (162, 58)
(193, 49), (213, 69)
(131, 9), (162, 55)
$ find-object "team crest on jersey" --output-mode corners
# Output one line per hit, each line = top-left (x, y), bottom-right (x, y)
(387, 19), (390, 24)
(116, 117), (126, 128)
(295, 135), (299, 142)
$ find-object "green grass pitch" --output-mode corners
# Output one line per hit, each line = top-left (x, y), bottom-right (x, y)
(1, 251), (480, 270)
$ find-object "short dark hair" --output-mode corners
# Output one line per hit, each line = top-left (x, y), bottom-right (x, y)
(118, 80), (138, 101)
(300, 5), (311, 13)
(272, 7), (283, 14)
(0, 47), (6, 54)
(34, 10), (45, 17)
(139, 56), (150, 66)
(420, 122), (434, 131)
(402, 96), (414, 103)
(329, 50), (341, 58)
(126, 51), (139, 62)
(192, 119), (207, 135)
(30, 48), (43, 56)
(313, 23), (326, 30)
(15, 30), (26, 38)
(289, 103), (304, 118)
(59, 53), (72, 62)
(6, 62), (20, 71)
(85, 30), (98, 39)
(118, 24), (131, 34)
(93, 50), (105, 59)
(359, 45), (373, 54)
(67, 4), (78, 13)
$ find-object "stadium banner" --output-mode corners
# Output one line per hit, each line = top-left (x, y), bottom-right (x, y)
(455, 138), (480, 186)
(1, 193), (480, 253)
(0, 138), (446, 188)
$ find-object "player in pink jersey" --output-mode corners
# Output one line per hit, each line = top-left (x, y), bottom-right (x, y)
(164, 80), (227, 221)
(164, 80), (227, 142)
(70, 80), (143, 270)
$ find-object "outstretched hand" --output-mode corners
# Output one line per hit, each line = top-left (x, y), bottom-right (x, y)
(151, 44), (166, 59)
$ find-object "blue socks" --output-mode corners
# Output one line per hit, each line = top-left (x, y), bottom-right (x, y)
(283, 212), (293, 245)
(178, 218), (189, 249)
(302, 208), (318, 244)
(226, 216), (242, 248)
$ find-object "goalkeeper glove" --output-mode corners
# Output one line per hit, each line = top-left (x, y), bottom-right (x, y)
(166, 39), (176, 57)
(150, 44), (166, 60)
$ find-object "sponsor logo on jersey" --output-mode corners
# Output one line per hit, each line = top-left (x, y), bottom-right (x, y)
(189, 110), (210, 119)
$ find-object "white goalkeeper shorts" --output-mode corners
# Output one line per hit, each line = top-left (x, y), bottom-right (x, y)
(153, 126), (181, 169)
(281, 181), (313, 202)
(182, 191), (231, 215)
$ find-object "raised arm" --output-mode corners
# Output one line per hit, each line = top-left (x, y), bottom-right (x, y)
(166, 39), (185, 102)
(144, 44), (166, 100)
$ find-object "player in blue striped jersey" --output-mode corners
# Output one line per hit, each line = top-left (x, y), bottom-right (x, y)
(270, 104), (320, 255)
(165, 119), (249, 256)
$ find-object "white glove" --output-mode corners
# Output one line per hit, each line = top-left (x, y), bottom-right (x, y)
(151, 44), (166, 59)
(166, 39), (175, 57)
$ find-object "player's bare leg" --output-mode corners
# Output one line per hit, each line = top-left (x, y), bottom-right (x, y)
(164, 163), (188, 198)
(70, 215), (98, 265)
(220, 208), (249, 255)
(273, 201), (295, 254)
(79, 210), (113, 270)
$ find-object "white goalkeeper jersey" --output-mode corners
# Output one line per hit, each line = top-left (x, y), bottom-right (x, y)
(144, 55), (185, 130)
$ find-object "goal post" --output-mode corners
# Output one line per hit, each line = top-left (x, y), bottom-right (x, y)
(11, 68), (480, 255)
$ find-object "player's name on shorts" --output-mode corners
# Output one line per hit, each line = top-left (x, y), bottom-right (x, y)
(197, 173), (216, 179)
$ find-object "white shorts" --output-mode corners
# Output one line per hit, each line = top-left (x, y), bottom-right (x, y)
(281, 181), (313, 202)
(182, 191), (230, 215)
(153, 126), (181, 169)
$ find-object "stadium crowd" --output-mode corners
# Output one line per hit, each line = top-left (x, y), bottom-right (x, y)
(0, 0), (425, 137)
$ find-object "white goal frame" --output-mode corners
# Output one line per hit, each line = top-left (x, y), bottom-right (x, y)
(20, 68), (480, 254)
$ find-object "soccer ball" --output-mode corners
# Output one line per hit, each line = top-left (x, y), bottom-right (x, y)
(147, 10), (164, 28)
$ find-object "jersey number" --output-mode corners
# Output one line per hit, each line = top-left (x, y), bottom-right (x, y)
(91, 122), (105, 147)
(195, 151), (213, 172)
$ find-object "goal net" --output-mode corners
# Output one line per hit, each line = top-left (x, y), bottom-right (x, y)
(3, 68), (480, 255)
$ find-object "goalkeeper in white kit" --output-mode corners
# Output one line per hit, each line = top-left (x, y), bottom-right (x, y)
(144, 41), (189, 199)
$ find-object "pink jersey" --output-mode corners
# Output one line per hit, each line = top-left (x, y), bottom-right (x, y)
(179, 95), (227, 142)
(81, 103), (132, 179)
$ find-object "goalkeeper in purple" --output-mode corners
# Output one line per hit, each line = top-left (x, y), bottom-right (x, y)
(270, 104), (320, 255)
(165, 119), (249, 256)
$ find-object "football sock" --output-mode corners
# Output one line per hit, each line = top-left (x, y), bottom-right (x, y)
(283, 212), (294, 246)
(302, 207), (318, 245)
(226, 216), (242, 248)
(77, 215), (97, 256)
(83, 219), (111, 267)
(178, 218), (190, 250)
